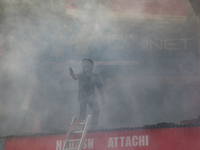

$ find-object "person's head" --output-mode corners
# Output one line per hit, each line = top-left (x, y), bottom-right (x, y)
(81, 58), (94, 71)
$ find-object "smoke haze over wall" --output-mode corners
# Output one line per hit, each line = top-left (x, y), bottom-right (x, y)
(0, 0), (199, 136)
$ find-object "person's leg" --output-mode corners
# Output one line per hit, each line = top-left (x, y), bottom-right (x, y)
(88, 98), (100, 129)
(78, 98), (87, 121)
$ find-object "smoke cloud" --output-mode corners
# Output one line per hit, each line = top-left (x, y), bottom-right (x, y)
(0, 0), (199, 136)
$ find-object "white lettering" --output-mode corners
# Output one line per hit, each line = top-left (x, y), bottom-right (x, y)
(139, 136), (145, 146)
(164, 39), (178, 50)
(180, 38), (192, 49)
(150, 40), (163, 50)
(56, 140), (62, 150)
(108, 135), (149, 148)
(108, 137), (114, 148)
(113, 137), (118, 147)
(56, 138), (94, 150)
(140, 38), (191, 50)
(132, 136), (138, 146)
(88, 139), (94, 149)
(120, 137), (125, 147)
(146, 135), (149, 146)
(83, 139), (87, 149)
(125, 136), (131, 147)
(139, 40), (148, 50)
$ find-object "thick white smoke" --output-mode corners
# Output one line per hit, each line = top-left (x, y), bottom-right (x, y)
(0, 0), (199, 136)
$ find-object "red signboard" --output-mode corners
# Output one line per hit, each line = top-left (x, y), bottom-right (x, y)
(5, 126), (200, 150)
(110, 0), (187, 15)
(66, 0), (188, 20)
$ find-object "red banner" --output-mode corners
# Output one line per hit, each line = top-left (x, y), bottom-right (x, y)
(109, 0), (188, 15)
(5, 126), (200, 150)
(66, 0), (188, 20)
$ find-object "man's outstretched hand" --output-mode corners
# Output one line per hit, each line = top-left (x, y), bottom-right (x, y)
(70, 72), (78, 80)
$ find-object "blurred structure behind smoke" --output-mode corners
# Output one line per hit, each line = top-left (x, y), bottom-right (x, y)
(0, 0), (200, 136)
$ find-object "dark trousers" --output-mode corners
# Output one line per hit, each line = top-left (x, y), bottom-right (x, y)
(78, 96), (100, 128)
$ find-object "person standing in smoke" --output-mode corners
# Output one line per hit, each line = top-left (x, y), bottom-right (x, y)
(70, 58), (105, 129)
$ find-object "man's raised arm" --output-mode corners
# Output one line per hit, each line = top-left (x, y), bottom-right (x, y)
(70, 72), (78, 80)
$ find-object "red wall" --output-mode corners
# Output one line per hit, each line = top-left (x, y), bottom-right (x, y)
(5, 126), (200, 150)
